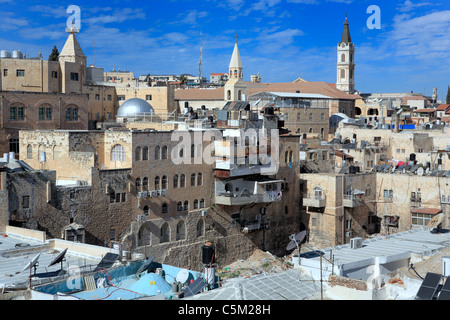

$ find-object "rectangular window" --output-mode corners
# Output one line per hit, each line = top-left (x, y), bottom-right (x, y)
(118, 95), (126, 101)
(73, 108), (78, 121)
(66, 108), (72, 121)
(3, 69), (8, 76)
(22, 196), (30, 209)
(411, 213), (433, 227)
(146, 95), (152, 101)
(121, 193), (126, 202)
(46, 107), (52, 121)
(39, 107), (45, 121)
(107, 95), (112, 101)
(70, 73), (79, 81)
(17, 107), (24, 120)
(51, 71), (58, 79)
(16, 69), (25, 77)
(95, 94), (100, 100)
(9, 107), (16, 120)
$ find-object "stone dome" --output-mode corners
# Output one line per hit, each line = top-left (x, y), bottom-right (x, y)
(117, 98), (155, 117)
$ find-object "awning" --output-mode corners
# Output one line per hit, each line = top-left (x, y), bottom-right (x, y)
(411, 208), (442, 215)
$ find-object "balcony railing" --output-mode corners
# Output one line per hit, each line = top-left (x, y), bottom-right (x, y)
(302, 193), (326, 208)
(343, 194), (365, 207)
(215, 190), (282, 206)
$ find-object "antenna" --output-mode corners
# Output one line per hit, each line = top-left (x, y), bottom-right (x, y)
(286, 231), (307, 264)
(199, 32), (203, 87)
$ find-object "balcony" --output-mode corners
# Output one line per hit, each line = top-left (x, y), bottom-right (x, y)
(303, 193), (326, 208)
(343, 194), (365, 208)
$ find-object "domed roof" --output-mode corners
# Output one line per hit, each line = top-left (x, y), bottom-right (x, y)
(117, 98), (155, 117)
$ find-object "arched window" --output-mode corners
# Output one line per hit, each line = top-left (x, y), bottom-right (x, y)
(225, 183), (233, 193)
(238, 90), (242, 100)
(320, 128), (325, 140)
(135, 147), (141, 161)
(197, 173), (202, 186)
(180, 174), (185, 188)
(285, 151), (289, 163)
(194, 199), (199, 209)
(111, 144), (125, 162)
(162, 203), (168, 214)
(197, 219), (205, 237)
(143, 206), (149, 216)
(162, 176), (167, 190)
(155, 146), (160, 160)
(289, 151), (293, 163)
(191, 173), (196, 187)
(176, 220), (186, 241)
(160, 223), (170, 243)
(177, 201), (183, 211)
(173, 175), (179, 188)
(309, 128), (313, 133)
(162, 146), (168, 159)
(142, 147), (149, 161)
(143, 177), (149, 191)
(200, 199), (205, 208)
(321, 113), (325, 121)
(341, 69), (346, 79)
(341, 53), (346, 63)
(155, 176), (160, 190)
(27, 145), (33, 159)
(135, 178), (141, 191)
(309, 113), (313, 121)
(184, 200), (189, 211)
(191, 144), (195, 159)
(138, 224), (151, 247)
(227, 90), (231, 100)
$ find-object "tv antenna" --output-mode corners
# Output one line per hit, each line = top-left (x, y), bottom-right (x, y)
(199, 31), (203, 87)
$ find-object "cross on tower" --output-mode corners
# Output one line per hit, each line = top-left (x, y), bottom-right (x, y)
(234, 34), (239, 43)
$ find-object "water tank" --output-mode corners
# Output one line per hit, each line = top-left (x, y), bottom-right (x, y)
(9, 152), (15, 161)
(12, 50), (23, 59)
(3, 153), (9, 162)
(202, 242), (215, 265)
(0, 50), (11, 58)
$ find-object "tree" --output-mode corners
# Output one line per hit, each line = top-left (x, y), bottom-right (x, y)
(447, 86), (450, 104)
(48, 45), (59, 61)
(179, 74), (188, 85)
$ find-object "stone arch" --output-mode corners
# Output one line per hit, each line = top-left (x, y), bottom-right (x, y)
(138, 223), (151, 247)
(160, 222), (170, 243)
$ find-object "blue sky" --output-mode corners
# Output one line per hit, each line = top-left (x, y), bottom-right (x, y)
(0, 0), (449, 100)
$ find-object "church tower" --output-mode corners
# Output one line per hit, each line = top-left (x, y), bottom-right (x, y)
(336, 18), (355, 94)
(224, 36), (247, 102)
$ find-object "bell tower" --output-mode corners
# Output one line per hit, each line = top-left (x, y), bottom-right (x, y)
(224, 35), (247, 102)
(336, 18), (355, 94)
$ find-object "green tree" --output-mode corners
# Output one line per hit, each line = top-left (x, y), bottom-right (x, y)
(179, 74), (188, 85)
(447, 86), (450, 104)
(48, 45), (59, 61)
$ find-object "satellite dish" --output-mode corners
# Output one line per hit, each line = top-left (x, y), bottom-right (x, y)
(21, 253), (40, 273)
(286, 231), (307, 252)
(48, 248), (68, 268)
(176, 269), (190, 284)
(427, 213), (445, 230)
(417, 167), (424, 176)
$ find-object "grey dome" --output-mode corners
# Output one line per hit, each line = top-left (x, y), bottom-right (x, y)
(117, 98), (155, 117)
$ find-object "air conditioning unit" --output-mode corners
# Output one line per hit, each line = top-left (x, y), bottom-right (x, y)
(137, 192), (143, 198)
(136, 215), (146, 222)
(159, 190), (167, 197)
(350, 237), (363, 249)
(142, 191), (148, 198)
(201, 210), (208, 217)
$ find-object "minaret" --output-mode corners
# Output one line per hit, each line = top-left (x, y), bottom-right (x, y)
(336, 18), (355, 94)
(228, 35), (243, 80)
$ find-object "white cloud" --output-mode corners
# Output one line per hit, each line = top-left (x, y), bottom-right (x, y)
(178, 10), (208, 25)
(397, 0), (436, 13)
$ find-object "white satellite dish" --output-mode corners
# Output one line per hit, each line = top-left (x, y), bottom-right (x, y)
(427, 213), (445, 230)
(417, 167), (424, 176)
(176, 269), (190, 284)
(21, 253), (40, 273)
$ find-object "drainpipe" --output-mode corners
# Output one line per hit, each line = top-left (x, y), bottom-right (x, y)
(0, 95), (4, 129)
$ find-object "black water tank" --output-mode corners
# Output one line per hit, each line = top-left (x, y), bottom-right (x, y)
(202, 243), (215, 265)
